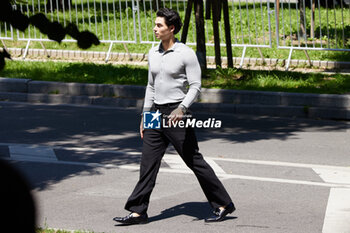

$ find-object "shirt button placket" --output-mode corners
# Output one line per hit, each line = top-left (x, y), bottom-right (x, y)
(160, 54), (164, 83)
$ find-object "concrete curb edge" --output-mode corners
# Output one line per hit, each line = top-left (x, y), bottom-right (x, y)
(0, 77), (349, 120)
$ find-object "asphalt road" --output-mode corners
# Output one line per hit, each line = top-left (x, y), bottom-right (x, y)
(1, 101), (350, 233)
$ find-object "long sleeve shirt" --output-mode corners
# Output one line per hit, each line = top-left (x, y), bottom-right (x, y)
(142, 39), (202, 112)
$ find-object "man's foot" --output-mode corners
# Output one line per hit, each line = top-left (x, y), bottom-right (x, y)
(204, 202), (235, 222)
(113, 213), (148, 225)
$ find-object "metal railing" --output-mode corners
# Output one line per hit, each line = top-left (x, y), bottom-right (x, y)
(1, 0), (139, 59)
(0, 22), (14, 48)
(1, 0), (349, 68)
(275, 0), (350, 69)
(15, 0), (138, 43)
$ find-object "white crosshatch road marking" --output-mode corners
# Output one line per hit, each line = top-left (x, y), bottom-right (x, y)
(162, 154), (227, 175)
(322, 188), (350, 233)
(3, 142), (350, 187)
(313, 167), (350, 185)
(3, 143), (350, 186)
(9, 144), (57, 162)
(313, 167), (350, 233)
(3, 143), (350, 232)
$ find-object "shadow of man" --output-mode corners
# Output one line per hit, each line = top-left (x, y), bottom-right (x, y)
(148, 202), (237, 223)
(0, 159), (36, 233)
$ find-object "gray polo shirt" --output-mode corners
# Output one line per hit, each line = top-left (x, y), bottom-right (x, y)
(143, 40), (201, 112)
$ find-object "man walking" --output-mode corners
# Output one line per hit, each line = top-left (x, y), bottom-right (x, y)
(113, 8), (235, 225)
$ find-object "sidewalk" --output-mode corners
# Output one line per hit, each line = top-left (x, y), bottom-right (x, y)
(1, 77), (350, 120)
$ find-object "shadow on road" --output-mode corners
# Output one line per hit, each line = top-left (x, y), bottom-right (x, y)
(0, 102), (348, 191)
(147, 202), (237, 223)
(194, 112), (349, 144)
(114, 202), (238, 226)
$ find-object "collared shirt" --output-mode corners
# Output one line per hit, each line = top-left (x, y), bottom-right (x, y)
(142, 39), (201, 112)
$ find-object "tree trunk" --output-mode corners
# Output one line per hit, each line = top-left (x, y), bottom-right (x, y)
(212, 0), (221, 67)
(152, 0), (162, 11)
(303, 0), (342, 8)
(47, 0), (72, 11)
(310, 0), (315, 39)
(299, 0), (307, 39)
(194, 0), (207, 70)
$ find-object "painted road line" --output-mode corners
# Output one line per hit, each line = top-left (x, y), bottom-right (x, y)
(213, 157), (350, 171)
(2, 143), (350, 172)
(162, 154), (189, 170)
(162, 154), (227, 174)
(322, 188), (350, 233)
(5, 157), (350, 189)
(58, 147), (140, 155)
(9, 144), (57, 162)
(0, 143), (139, 155)
(217, 174), (350, 189)
(206, 158), (227, 175)
(162, 154), (227, 175)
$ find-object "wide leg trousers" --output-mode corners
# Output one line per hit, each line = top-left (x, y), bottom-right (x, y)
(124, 104), (232, 214)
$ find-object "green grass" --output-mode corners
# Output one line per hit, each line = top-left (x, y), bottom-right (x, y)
(1, 60), (350, 94)
(0, 60), (148, 85)
(204, 66), (350, 94)
(1, 1), (350, 62)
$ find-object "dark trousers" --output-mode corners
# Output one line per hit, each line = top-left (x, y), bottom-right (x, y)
(124, 103), (232, 214)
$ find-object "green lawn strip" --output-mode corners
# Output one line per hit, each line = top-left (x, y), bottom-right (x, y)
(204, 67), (350, 94)
(0, 60), (148, 86)
(1, 60), (350, 94)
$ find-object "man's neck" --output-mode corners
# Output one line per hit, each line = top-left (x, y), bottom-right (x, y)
(161, 37), (176, 51)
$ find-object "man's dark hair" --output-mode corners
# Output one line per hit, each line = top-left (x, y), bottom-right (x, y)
(157, 8), (183, 35)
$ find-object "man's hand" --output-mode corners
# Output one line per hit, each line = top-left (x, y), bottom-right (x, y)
(140, 116), (144, 139)
(168, 107), (184, 125)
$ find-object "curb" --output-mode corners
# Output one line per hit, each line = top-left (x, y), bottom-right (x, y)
(0, 77), (350, 120)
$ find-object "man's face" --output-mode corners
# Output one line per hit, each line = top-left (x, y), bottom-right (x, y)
(153, 16), (175, 41)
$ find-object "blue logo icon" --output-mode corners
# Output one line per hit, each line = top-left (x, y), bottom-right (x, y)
(143, 110), (162, 129)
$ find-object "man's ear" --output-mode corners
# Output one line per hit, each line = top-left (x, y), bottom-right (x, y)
(169, 25), (175, 33)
